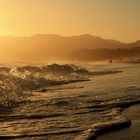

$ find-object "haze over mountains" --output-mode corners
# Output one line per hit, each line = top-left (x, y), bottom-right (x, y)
(0, 34), (140, 62)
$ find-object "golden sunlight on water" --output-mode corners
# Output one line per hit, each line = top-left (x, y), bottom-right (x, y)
(0, 63), (139, 140)
(0, 0), (140, 140)
(97, 104), (140, 140)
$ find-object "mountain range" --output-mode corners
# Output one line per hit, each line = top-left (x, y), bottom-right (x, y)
(0, 34), (140, 61)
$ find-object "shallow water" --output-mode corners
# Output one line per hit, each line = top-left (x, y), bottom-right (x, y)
(0, 63), (140, 140)
(97, 104), (140, 140)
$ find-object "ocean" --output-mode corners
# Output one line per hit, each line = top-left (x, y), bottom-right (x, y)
(0, 62), (139, 140)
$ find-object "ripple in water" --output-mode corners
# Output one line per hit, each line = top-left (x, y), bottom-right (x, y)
(0, 63), (139, 140)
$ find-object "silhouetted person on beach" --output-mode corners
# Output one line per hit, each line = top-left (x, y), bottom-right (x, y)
(109, 60), (112, 63)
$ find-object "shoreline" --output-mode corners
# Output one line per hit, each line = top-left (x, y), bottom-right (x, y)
(97, 104), (140, 140)
(74, 97), (140, 140)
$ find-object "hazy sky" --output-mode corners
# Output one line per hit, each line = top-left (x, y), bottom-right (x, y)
(0, 0), (140, 42)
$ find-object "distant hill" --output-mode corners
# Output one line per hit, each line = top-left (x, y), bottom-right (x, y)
(68, 47), (140, 61)
(0, 34), (139, 61)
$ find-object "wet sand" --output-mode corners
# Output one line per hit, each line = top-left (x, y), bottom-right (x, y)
(97, 104), (140, 140)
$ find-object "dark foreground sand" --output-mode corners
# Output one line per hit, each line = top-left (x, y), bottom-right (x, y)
(97, 104), (140, 140)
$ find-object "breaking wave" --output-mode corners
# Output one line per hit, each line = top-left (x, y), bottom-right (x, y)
(0, 78), (27, 112)
(0, 63), (121, 91)
(0, 63), (134, 140)
(0, 64), (91, 111)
